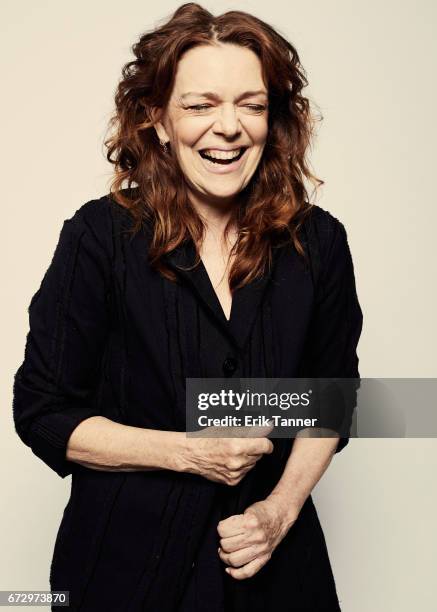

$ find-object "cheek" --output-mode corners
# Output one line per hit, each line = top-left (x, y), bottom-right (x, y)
(175, 119), (208, 150)
(254, 121), (269, 145)
(239, 120), (268, 150)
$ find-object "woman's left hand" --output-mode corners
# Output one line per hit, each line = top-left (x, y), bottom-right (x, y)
(217, 497), (299, 580)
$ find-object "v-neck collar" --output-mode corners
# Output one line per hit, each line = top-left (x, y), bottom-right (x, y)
(164, 237), (280, 352)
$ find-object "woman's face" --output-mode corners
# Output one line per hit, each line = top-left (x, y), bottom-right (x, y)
(153, 43), (269, 206)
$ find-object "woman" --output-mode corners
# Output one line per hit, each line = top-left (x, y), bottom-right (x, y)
(12, 3), (363, 611)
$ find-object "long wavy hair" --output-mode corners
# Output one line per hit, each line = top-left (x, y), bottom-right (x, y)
(104, 2), (324, 289)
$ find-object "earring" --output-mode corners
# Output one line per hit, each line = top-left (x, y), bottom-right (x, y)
(160, 140), (169, 154)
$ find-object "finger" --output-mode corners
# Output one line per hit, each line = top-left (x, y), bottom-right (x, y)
(219, 544), (261, 568)
(227, 462), (256, 482)
(225, 553), (271, 580)
(190, 425), (242, 438)
(226, 458), (257, 478)
(245, 436), (274, 457)
(219, 532), (253, 553)
(217, 514), (246, 538)
(238, 422), (274, 439)
(237, 457), (258, 469)
(202, 424), (273, 439)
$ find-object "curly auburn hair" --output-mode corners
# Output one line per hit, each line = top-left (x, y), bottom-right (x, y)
(104, 2), (324, 290)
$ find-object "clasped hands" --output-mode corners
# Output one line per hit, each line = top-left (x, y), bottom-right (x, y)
(184, 423), (300, 579)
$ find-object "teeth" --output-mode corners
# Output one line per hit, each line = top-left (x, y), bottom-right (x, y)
(201, 148), (242, 160)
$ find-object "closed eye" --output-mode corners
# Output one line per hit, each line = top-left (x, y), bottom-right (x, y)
(187, 104), (212, 112)
(186, 104), (267, 113)
(244, 104), (267, 112)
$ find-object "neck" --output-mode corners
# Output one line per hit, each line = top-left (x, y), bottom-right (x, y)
(187, 189), (241, 255)
(187, 188), (242, 234)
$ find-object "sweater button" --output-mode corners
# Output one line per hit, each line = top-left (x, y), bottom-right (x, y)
(222, 356), (238, 376)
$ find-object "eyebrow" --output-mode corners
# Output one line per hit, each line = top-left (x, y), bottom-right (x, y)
(180, 89), (268, 102)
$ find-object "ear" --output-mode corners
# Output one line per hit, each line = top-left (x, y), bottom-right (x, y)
(150, 106), (170, 144)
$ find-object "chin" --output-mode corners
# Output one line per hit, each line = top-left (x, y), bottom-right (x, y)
(204, 186), (244, 201)
(206, 177), (248, 193)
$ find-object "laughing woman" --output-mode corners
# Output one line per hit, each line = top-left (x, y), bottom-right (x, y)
(13, 3), (363, 611)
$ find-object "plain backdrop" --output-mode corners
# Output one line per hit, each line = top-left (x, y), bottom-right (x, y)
(1, 1), (436, 610)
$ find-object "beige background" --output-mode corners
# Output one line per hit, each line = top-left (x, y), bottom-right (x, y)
(1, 1), (436, 610)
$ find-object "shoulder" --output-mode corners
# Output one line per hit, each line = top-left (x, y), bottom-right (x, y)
(300, 204), (358, 289)
(303, 203), (351, 260)
(62, 190), (134, 260)
(68, 190), (132, 234)
(304, 203), (346, 239)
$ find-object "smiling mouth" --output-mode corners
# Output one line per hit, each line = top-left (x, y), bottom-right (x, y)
(198, 147), (248, 165)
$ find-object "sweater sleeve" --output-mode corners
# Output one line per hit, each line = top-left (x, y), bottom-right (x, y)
(299, 214), (363, 454)
(12, 206), (112, 477)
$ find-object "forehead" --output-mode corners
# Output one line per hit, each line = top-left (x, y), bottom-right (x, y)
(172, 43), (266, 96)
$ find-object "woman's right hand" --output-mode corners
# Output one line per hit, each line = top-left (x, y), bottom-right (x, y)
(180, 423), (274, 486)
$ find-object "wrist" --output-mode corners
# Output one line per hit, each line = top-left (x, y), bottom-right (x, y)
(266, 490), (302, 527)
(138, 429), (190, 472)
(160, 431), (193, 473)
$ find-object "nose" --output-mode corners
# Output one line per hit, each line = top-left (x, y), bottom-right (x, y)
(213, 103), (241, 138)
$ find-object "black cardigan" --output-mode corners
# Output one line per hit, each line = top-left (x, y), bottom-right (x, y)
(12, 193), (363, 611)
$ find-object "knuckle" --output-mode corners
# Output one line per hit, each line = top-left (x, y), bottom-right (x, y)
(229, 442), (241, 456)
(228, 467), (243, 478)
(245, 515), (259, 529)
(228, 553), (238, 567)
(226, 458), (241, 471)
(258, 541), (270, 553)
(255, 529), (267, 543)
